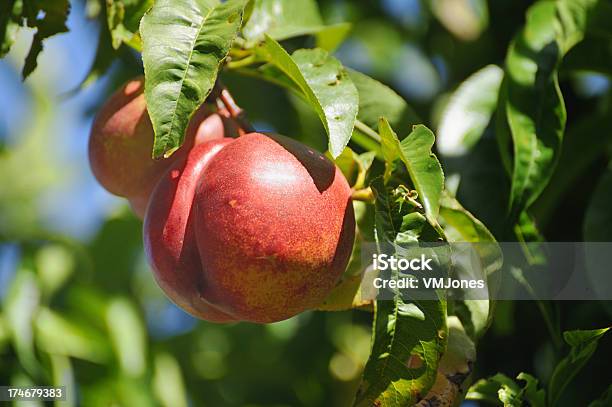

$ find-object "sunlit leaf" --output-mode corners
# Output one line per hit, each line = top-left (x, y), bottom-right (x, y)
(437, 64), (503, 157)
(153, 353), (188, 407)
(4, 268), (41, 376)
(35, 244), (74, 298)
(106, 298), (147, 377)
(261, 37), (358, 157)
(49, 354), (76, 407)
(501, 0), (612, 215)
(243, 0), (322, 43)
(315, 23), (352, 52)
(35, 308), (110, 363)
(242, 0), (350, 51)
(141, 0), (249, 158)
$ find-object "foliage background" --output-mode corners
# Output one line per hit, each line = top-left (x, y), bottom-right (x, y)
(0, 0), (611, 406)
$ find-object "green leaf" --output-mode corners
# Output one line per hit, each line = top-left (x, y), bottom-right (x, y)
(501, 0), (609, 215)
(261, 38), (358, 157)
(437, 316), (476, 379)
(439, 194), (496, 244)
(242, 0), (322, 44)
(439, 194), (501, 339)
(517, 373), (546, 407)
(3, 268), (41, 376)
(355, 299), (447, 406)
(437, 64), (503, 157)
(35, 308), (110, 363)
(331, 147), (376, 189)
(314, 23), (352, 52)
(106, 0), (153, 50)
(417, 317), (476, 405)
(242, 0), (351, 51)
(22, 0), (71, 79)
(467, 373), (520, 405)
(153, 353), (188, 407)
(378, 119), (444, 225)
(0, 0), (23, 57)
(35, 244), (74, 297)
(49, 354), (76, 407)
(371, 179), (427, 246)
(348, 69), (419, 134)
(355, 180), (448, 406)
(467, 372), (545, 407)
(141, 0), (249, 158)
(106, 298), (148, 378)
(584, 164), (612, 242)
(439, 194), (501, 274)
(548, 327), (611, 406)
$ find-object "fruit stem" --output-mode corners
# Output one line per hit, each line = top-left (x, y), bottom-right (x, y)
(351, 187), (375, 203)
(213, 81), (256, 135)
(355, 120), (381, 142)
(229, 47), (251, 58)
(226, 54), (257, 69)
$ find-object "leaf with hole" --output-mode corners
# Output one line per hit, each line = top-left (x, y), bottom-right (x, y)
(260, 37), (358, 157)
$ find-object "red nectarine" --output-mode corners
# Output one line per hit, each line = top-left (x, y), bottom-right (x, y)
(88, 77), (228, 218)
(144, 133), (355, 323)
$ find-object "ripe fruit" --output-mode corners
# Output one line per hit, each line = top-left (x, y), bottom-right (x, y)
(144, 133), (355, 323)
(144, 138), (236, 322)
(88, 77), (228, 218)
